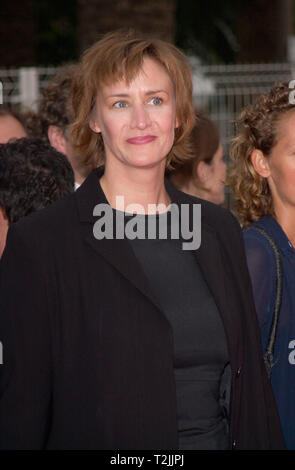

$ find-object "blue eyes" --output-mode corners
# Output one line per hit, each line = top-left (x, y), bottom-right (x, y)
(149, 97), (163, 106)
(113, 101), (128, 109)
(112, 97), (163, 108)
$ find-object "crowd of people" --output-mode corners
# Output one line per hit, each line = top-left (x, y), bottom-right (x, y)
(0, 30), (293, 450)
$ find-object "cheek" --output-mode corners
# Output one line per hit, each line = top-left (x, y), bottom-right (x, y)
(100, 116), (122, 142)
(65, 141), (76, 159)
(220, 163), (227, 180)
(268, 158), (295, 204)
(164, 125), (176, 149)
(155, 107), (177, 130)
(271, 160), (291, 185)
(212, 163), (226, 183)
(282, 165), (295, 191)
(164, 115), (177, 144)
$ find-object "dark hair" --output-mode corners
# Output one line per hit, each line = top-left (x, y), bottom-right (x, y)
(167, 114), (220, 190)
(0, 138), (74, 224)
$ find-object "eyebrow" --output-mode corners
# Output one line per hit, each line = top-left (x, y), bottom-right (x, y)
(145, 90), (168, 96)
(105, 90), (169, 99)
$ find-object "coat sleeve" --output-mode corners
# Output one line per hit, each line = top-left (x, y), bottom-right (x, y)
(0, 224), (52, 449)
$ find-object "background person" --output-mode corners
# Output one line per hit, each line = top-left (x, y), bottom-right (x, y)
(0, 31), (284, 450)
(0, 106), (27, 143)
(228, 81), (295, 449)
(0, 137), (74, 257)
(27, 65), (94, 188)
(167, 114), (226, 205)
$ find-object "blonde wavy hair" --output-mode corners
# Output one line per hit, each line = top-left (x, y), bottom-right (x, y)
(228, 81), (295, 227)
(71, 30), (196, 169)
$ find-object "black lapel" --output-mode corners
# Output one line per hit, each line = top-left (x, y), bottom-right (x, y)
(76, 167), (164, 312)
(76, 168), (232, 330)
(85, 235), (164, 312)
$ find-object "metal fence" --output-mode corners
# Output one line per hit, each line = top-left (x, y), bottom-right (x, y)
(190, 61), (294, 155)
(0, 67), (57, 110)
(0, 62), (294, 154)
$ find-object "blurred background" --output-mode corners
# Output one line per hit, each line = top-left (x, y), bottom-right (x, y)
(1, 0), (295, 202)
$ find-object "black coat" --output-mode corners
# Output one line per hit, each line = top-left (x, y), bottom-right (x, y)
(0, 167), (285, 450)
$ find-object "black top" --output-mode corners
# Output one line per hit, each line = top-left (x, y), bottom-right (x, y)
(120, 210), (230, 450)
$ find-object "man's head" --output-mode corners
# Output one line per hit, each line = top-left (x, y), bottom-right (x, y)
(0, 137), (74, 257)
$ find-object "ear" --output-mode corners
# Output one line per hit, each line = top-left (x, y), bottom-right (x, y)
(48, 125), (67, 154)
(0, 207), (8, 223)
(174, 114), (180, 129)
(196, 160), (211, 184)
(89, 109), (101, 134)
(250, 149), (270, 178)
(89, 120), (101, 134)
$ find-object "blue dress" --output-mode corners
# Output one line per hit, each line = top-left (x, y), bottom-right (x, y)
(244, 215), (295, 450)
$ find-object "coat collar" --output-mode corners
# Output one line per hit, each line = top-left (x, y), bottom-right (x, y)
(75, 166), (108, 223)
(75, 167), (231, 339)
(75, 166), (205, 222)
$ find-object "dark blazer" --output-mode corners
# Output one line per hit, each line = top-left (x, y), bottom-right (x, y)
(0, 167), (284, 450)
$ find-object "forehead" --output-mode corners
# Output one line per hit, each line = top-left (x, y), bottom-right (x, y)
(275, 109), (295, 143)
(97, 58), (174, 96)
(0, 115), (27, 143)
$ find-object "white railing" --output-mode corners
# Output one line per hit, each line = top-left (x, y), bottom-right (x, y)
(0, 67), (58, 110)
(190, 61), (293, 152)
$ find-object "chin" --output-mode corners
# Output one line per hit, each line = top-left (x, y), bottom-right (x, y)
(214, 197), (225, 206)
(126, 156), (167, 170)
(208, 192), (225, 206)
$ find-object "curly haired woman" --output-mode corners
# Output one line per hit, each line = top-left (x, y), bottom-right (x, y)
(229, 81), (295, 449)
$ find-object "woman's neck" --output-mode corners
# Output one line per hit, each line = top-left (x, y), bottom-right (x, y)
(180, 180), (208, 200)
(100, 163), (171, 214)
(274, 204), (295, 247)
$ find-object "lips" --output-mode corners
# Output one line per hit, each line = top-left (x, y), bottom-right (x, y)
(126, 135), (157, 145)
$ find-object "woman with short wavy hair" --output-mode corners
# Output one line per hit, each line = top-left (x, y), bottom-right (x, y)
(71, 30), (195, 169)
(0, 31), (284, 450)
(229, 81), (295, 449)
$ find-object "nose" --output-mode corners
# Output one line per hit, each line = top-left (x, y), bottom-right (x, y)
(130, 104), (152, 130)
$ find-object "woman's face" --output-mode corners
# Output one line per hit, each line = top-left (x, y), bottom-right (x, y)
(90, 57), (178, 172)
(266, 110), (295, 210)
(202, 143), (226, 205)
